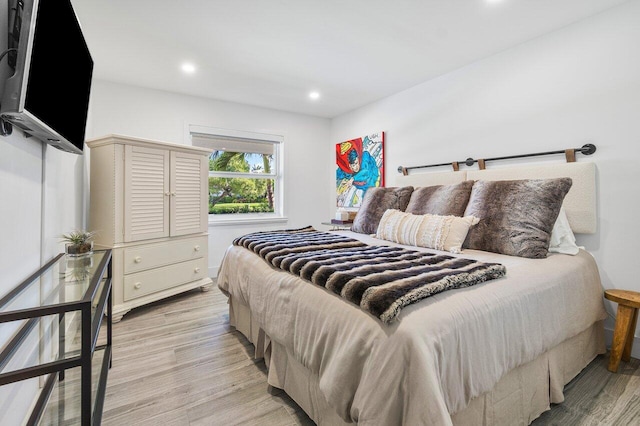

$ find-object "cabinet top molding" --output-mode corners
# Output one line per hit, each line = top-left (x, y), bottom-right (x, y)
(86, 134), (212, 154)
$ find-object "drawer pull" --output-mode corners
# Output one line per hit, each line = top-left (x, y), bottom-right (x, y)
(134, 282), (142, 289)
(134, 256), (142, 263)
(194, 267), (200, 273)
(194, 245), (200, 252)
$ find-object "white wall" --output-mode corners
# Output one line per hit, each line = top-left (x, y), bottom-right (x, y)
(0, 131), (42, 426)
(332, 0), (640, 356)
(0, 142), (85, 426)
(87, 80), (332, 275)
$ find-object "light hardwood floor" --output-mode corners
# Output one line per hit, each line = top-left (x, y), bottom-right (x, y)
(99, 287), (639, 426)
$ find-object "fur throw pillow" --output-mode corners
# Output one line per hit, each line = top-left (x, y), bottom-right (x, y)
(463, 178), (572, 258)
(351, 186), (414, 235)
(405, 180), (474, 217)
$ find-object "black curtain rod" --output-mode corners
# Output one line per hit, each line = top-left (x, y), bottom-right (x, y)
(397, 143), (596, 175)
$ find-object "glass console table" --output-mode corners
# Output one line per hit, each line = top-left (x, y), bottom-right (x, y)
(0, 250), (113, 425)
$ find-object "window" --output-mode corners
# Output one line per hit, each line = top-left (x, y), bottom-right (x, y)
(190, 126), (284, 222)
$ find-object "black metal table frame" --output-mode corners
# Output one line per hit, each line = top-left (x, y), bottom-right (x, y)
(0, 250), (113, 425)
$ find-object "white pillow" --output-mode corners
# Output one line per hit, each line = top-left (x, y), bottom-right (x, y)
(548, 207), (580, 255)
(376, 209), (479, 254)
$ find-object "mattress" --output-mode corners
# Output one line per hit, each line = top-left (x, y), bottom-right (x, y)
(217, 230), (607, 425)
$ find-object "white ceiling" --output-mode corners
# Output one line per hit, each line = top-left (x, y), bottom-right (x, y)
(71, 0), (628, 118)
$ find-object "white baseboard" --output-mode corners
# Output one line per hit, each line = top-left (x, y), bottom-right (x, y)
(209, 265), (219, 281)
(604, 326), (640, 359)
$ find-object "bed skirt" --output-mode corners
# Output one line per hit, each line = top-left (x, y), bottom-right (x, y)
(228, 295), (605, 425)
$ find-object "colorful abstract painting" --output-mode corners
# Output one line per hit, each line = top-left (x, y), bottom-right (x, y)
(336, 132), (384, 208)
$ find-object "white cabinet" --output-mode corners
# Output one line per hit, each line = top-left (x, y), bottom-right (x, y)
(88, 134), (213, 322)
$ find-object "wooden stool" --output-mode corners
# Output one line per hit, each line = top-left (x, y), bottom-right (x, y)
(605, 289), (640, 373)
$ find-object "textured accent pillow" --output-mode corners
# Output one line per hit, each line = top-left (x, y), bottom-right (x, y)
(376, 209), (479, 253)
(405, 180), (474, 216)
(548, 207), (580, 255)
(351, 186), (414, 235)
(463, 178), (573, 258)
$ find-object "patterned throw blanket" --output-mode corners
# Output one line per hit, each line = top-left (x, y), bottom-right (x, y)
(233, 227), (506, 324)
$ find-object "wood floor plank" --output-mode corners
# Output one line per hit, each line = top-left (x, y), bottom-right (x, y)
(186, 380), (294, 425)
(104, 361), (267, 424)
(99, 286), (639, 426)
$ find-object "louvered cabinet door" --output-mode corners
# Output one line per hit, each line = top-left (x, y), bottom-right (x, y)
(124, 145), (170, 242)
(169, 151), (208, 237)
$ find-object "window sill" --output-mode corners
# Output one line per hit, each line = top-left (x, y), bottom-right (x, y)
(208, 216), (289, 227)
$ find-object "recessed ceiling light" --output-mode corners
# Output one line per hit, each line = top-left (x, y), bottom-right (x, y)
(181, 63), (196, 74)
(309, 91), (320, 100)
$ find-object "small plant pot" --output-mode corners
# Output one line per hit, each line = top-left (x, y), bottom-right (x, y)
(65, 241), (93, 257)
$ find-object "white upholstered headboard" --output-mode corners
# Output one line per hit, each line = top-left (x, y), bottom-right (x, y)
(389, 162), (596, 234)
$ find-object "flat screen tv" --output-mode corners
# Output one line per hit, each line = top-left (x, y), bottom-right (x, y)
(1, 0), (93, 155)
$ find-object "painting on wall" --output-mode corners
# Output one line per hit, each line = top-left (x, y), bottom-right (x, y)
(336, 131), (384, 208)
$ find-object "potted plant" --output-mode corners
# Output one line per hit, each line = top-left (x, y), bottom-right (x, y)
(61, 230), (96, 257)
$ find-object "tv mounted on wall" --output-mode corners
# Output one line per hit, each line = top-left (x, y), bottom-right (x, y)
(1, 0), (93, 155)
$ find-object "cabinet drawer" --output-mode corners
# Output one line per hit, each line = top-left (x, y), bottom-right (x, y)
(124, 258), (208, 301)
(123, 236), (206, 274)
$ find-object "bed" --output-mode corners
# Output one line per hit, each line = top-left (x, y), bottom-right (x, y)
(217, 162), (607, 425)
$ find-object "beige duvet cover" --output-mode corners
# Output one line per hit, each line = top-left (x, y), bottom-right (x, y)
(217, 231), (607, 425)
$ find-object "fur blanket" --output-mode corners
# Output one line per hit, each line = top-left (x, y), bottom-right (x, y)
(233, 226), (506, 324)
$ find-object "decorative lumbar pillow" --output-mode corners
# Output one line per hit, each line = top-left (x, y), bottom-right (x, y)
(351, 186), (414, 235)
(548, 207), (580, 255)
(463, 178), (573, 258)
(405, 180), (474, 217)
(376, 209), (479, 253)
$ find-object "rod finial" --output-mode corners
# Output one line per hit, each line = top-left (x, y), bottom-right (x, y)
(581, 143), (596, 155)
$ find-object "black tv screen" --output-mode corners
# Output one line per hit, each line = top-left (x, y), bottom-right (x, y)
(26, 0), (93, 150)
(1, 0), (93, 154)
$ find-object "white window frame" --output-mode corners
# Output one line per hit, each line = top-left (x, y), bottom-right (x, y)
(188, 125), (286, 226)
